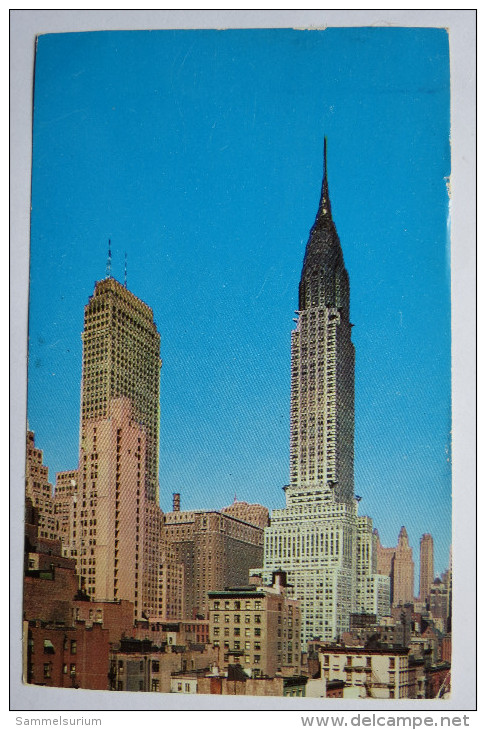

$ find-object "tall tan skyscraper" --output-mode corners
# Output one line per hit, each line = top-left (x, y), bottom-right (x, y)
(419, 533), (434, 602)
(80, 276), (161, 503)
(68, 275), (183, 620)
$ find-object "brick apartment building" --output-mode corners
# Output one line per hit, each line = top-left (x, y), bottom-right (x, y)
(208, 570), (301, 678)
(132, 618), (209, 646)
(109, 637), (218, 693)
(26, 621), (110, 690)
(313, 644), (421, 699)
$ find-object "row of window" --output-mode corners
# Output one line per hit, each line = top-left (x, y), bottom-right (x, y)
(43, 663), (76, 679)
(212, 600), (261, 610)
(213, 614), (261, 624)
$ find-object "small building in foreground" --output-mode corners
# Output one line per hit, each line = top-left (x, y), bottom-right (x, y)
(208, 570), (301, 678)
(314, 644), (415, 699)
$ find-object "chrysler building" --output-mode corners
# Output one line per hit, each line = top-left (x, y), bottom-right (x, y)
(262, 142), (388, 646)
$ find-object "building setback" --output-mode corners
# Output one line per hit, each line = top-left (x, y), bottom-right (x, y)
(262, 142), (383, 646)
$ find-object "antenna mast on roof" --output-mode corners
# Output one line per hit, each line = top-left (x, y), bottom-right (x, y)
(106, 239), (112, 278)
(124, 251), (128, 288)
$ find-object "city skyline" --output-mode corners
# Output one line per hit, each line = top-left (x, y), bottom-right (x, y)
(27, 28), (451, 582)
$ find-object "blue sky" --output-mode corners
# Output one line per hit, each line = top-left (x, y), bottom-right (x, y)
(28, 28), (451, 582)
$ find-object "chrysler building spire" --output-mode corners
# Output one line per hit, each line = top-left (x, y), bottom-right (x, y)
(291, 140), (355, 502)
(299, 139), (349, 317)
(316, 136), (332, 222)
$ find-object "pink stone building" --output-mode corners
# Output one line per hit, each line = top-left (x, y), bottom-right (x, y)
(375, 527), (415, 607)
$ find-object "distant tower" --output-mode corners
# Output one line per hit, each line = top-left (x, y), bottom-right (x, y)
(419, 533), (434, 602)
(392, 526), (415, 605)
(80, 277), (161, 503)
(374, 528), (395, 578)
(356, 518), (390, 619)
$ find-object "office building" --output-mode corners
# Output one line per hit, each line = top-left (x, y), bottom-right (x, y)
(375, 527), (416, 608)
(70, 276), (182, 619)
(165, 508), (264, 618)
(80, 276), (161, 504)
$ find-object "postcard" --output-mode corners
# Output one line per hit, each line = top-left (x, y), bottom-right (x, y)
(10, 10), (476, 717)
